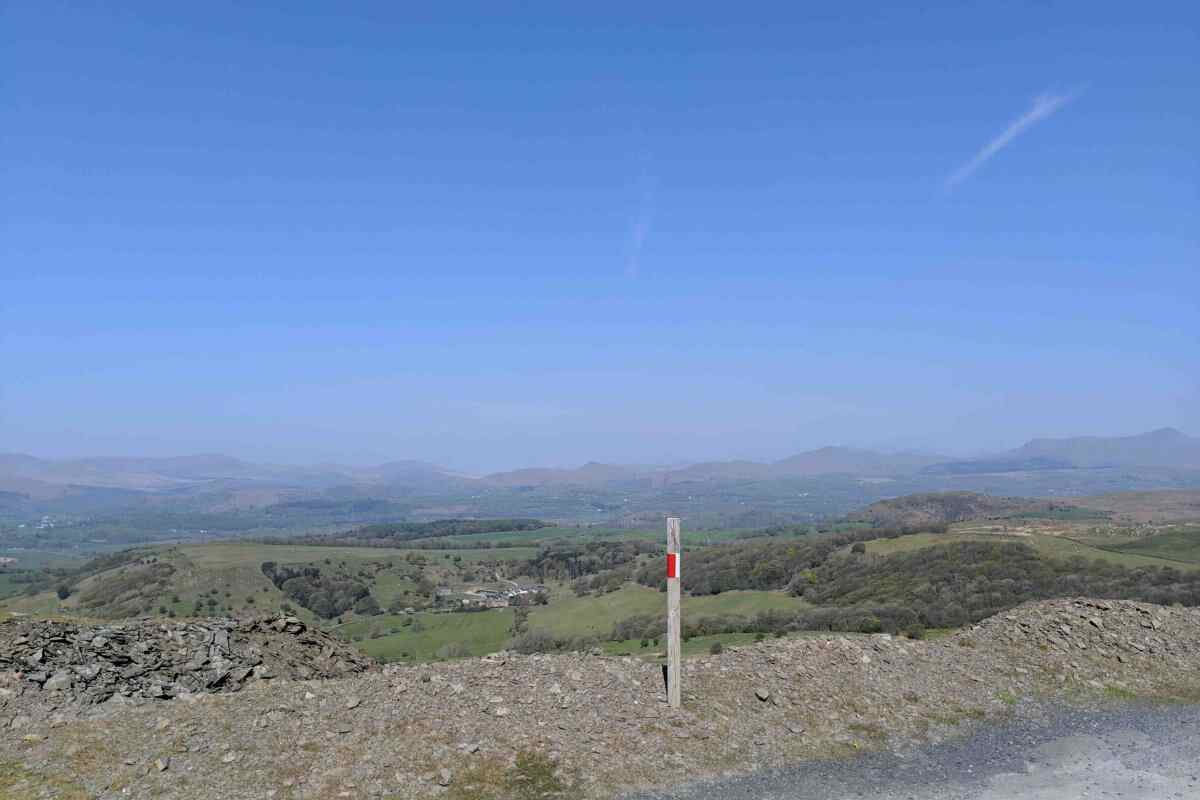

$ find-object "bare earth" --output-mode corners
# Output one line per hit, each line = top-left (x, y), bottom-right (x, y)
(2, 599), (1199, 799)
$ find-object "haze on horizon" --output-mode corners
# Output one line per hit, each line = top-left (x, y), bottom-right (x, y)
(3, 3), (1197, 474)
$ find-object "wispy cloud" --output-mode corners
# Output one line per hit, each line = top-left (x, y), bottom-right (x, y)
(625, 175), (657, 278)
(945, 89), (1080, 191)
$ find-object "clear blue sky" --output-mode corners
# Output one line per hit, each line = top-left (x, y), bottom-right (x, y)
(3, 2), (1197, 471)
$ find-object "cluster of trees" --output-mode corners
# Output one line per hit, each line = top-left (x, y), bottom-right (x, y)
(515, 540), (659, 582)
(632, 525), (930, 595)
(74, 560), (176, 618)
(260, 561), (380, 618)
(796, 540), (1200, 627)
(508, 629), (601, 655)
(602, 537), (1200, 639)
(14, 548), (150, 599)
(282, 518), (550, 548)
(571, 569), (629, 596)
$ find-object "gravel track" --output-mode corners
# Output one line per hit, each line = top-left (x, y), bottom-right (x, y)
(623, 703), (1200, 800)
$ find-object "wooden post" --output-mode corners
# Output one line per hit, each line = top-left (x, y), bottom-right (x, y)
(666, 517), (682, 708)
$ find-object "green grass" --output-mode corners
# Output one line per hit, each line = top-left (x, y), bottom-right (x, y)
(0, 549), (86, 570)
(369, 570), (419, 608)
(0, 761), (89, 800)
(866, 532), (1200, 571)
(0, 572), (31, 601)
(1103, 685), (1139, 701)
(1105, 526), (1200, 564)
(349, 609), (515, 662)
(338, 584), (809, 663)
(528, 584), (808, 639)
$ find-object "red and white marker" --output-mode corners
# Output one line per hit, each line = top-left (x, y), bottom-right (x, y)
(666, 517), (682, 708)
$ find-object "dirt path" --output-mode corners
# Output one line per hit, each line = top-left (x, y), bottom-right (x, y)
(623, 703), (1200, 800)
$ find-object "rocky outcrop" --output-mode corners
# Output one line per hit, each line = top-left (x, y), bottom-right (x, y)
(0, 614), (374, 704)
(966, 597), (1200, 664)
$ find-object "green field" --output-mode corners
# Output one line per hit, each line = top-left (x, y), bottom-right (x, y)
(343, 582), (816, 662)
(1104, 526), (1200, 564)
(0, 539), (540, 622)
(345, 609), (515, 661)
(527, 584), (807, 638)
(865, 532), (1200, 571)
(0, 573), (33, 602)
(0, 549), (87, 570)
(340, 583), (810, 663)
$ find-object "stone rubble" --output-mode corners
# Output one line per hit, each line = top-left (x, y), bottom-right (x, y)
(0, 599), (1197, 799)
(0, 614), (374, 705)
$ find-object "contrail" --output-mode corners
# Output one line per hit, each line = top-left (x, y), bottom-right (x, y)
(945, 90), (1079, 190)
(625, 175), (657, 278)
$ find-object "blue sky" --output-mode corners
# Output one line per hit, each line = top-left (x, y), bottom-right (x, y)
(3, 2), (1197, 471)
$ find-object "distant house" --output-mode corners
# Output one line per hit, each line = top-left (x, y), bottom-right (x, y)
(0, 557), (16, 567)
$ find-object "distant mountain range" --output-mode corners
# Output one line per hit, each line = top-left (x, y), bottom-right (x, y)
(1, 429), (1196, 501)
(923, 428), (1200, 475)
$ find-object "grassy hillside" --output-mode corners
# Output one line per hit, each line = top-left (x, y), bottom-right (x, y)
(336, 583), (808, 662)
(866, 531), (1200, 571)
(0, 540), (539, 622)
(349, 609), (515, 661)
(530, 584), (807, 638)
(1104, 525), (1200, 564)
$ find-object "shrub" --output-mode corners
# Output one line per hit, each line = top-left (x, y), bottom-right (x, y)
(509, 630), (558, 654)
(709, 642), (723, 655)
(435, 642), (470, 659)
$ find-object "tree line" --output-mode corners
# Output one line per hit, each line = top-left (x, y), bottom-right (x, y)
(260, 561), (380, 618)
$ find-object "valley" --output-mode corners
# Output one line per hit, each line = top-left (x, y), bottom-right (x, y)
(5, 487), (1200, 669)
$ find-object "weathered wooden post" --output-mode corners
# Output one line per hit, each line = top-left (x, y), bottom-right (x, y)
(666, 516), (682, 708)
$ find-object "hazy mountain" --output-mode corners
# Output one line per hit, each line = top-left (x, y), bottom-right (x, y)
(656, 448), (944, 484)
(0, 453), (346, 490)
(1011, 428), (1200, 469)
(922, 456), (1076, 475)
(482, 462), (640, 487)
(2, 428), (1194, 505)
(772, 446), (944, 476)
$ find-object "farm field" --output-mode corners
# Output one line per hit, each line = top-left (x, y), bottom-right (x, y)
(867, 531), (1200, 571)
(1101, 525), (1200, 564)
(339, 583), (809, 663)
(529, 584), (807, 638)
(349, 609), (515, 661)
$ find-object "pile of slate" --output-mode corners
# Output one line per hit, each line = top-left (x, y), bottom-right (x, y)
(0, 614), (375, 704)
(967, 597), (1200, 662)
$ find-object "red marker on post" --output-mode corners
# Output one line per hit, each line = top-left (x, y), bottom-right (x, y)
(666, 517), (682, 708)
